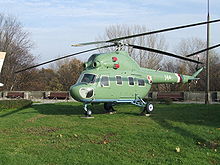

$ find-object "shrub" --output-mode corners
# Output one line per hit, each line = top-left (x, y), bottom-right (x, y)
(0, 99), (33, 109)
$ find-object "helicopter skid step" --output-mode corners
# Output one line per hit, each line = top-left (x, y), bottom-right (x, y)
(80, 116), (95, 119)
(106, 111), (117, 115)
(140, 113), (151, 117)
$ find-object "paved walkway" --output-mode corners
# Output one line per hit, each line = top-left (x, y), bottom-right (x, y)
(32, 99), (77, 105)
(31, 99), (220, 105)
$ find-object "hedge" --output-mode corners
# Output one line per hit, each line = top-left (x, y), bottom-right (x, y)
(0, 99), (33, 109)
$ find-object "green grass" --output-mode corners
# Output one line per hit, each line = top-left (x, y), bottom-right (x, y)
(0, 102), (220, 165)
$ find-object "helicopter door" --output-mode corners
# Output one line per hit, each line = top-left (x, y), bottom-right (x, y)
(118, 76), (136, 100)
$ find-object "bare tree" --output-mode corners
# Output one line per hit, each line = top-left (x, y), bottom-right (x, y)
(0, 13), (35, 90)
(166, 38), (220, 91)
(97, 24), (167, 69)
(209, 54), (220, 91)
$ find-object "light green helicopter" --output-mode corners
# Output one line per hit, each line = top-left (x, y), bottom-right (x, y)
(16, 19), (220, 117)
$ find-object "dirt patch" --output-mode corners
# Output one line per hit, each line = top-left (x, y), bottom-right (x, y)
(100, 133), (117, 144)
(25, 114), (46, 123)
(197, 140), (219, 150)
(89, 133), (117, 144)
(24, 126), (61, 136)
(0, 129), (12, 135)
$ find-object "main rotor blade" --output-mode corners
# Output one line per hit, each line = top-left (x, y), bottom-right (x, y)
(72, 19), (220, 47)
(72, 41), (106, 47)
(15, 44), (116, 73)
(186, 43), (220, 57)
(127, 44), (203, 64)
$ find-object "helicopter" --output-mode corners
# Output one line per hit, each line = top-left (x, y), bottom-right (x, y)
(15, 19), (220, 117)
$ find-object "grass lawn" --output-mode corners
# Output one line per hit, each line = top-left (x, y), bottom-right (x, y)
(0, 102), (220, 165)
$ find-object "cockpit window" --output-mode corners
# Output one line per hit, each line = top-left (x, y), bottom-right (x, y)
(81, 74), (96, 83)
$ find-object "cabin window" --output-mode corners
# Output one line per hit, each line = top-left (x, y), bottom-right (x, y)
(100, 76), (109, 87)
(81, 74), (96, 83)
(138, 79), (145, 86)
(128, 77), (134, 85)
(116, 76), (122, 85)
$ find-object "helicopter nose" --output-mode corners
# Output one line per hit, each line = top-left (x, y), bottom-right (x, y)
(79, 87), (94, 98)
(69, 85), (94, 102)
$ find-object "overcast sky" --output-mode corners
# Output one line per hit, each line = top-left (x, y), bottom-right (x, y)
(0, 0), (220, 63)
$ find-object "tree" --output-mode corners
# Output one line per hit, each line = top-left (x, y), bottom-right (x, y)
(162, 38), (220, 92)
(0, 13), (35, 90)
(97, 24), (167, 69)
(57, 58), (84, 91)
(36, 68), (63, 91)
(209, 55), (220, 91)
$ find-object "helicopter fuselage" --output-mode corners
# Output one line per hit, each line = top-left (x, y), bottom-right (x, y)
(69, 51), (197, 104)
(70, 69), (151, 103)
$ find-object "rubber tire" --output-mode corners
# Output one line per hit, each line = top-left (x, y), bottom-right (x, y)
(146, 103), (154, 113)
(87, 110), (92, 116)
(104, 103), (112, 112)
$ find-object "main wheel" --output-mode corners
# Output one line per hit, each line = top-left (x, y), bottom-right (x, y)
(104, 102), (116, 114)
(145, 103), (154, 113)
(104, 103), (111, 112)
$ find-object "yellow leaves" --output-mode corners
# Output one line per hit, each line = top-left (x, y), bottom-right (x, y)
(175, 146), (180, 153)
(57, 134), (63, 138)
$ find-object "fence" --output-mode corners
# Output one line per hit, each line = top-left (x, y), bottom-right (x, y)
(148, 91), (220, 102)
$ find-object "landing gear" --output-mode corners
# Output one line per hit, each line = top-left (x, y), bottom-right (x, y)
(146, 103), (154, 113)
(141, 103), (154, 116)
(132, 95), (154, 116)
(104, 103), (116, 114)
(82, 103), (94, 118)
(140, 103), (154, 116)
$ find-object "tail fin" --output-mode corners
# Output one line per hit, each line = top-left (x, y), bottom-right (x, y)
(192, 67), (204, 78)
(188, 67), (204, 81)
(0, 52), (6, 87)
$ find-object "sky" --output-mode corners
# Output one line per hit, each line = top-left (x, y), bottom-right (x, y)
(0, 0), (220, 64)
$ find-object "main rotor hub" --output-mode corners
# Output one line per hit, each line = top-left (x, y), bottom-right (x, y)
(114, 42), (124, 51)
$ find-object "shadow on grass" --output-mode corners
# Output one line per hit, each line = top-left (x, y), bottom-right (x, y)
(32, 103), (106, 116)
(151, 104), (220, 148)
(151, 104), (220, 128)
(0, 107), (26, 118)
